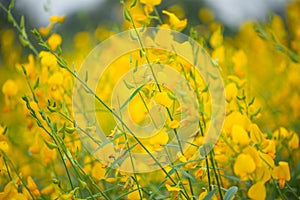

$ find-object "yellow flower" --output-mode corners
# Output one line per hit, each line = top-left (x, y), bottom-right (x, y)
(140, 0), (161, 7)
(47, 33), (62, 50)
(91, 162), (106, 180)
(41, 185), (55, 195)
(2, 79), (18, 97)
(249, 123), (264, 144)
(0, 141), (9, 152)
(232, 50), (247, 77)
(225, 83), (238, 101)
(129, 95), (149, 124)
(272, 161), (291, 188)
(224, 111), (250, 133)
(154, 91), (173, 108)
(262, 139), (276, 157)
(248, 181), (266, 200)
(39, 51), (57, 67)
(234, 153), (256, 179)
(39, 24), (53, 37)
(48, 72), (63, 86)
(162, 10), (187, 31)
(16, 54), (36, 77)
(140, 0), (161, 13)
(212, 46), (224, 64)
(127, 186), (143, 200)
(232, 125), (250, 145)
(165, 183), (181, 192)
(210, 26), (223, 48)
(149, 129), (169, 148)
(288, 132), (299, 149)
(27, 176), (40, 197)
(49, 15), (66, 23)
(168, 120), (180, 129)
(198, 189), (217, 200)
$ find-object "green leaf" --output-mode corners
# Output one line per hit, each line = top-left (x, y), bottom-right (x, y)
(248, 97), (255, 106)
(123, 80), (135, 89)
(288, 50), (299, 63)
(33, 77), (39, 89)
(251, 107), (261, 118)
(274, 43), (285, 52)
(253, 24), (269, 40)
(203, 189), (217, 200)
(65, 126), (76, 134)
(1, 126), (8, 136)
(236, 95), (246, 101)
(44, 139), (58, 149)
(78, 178), (87, 188)
(9, 0), (14, 10)
(85, 71), (89, 82)
(223, 186), (238, 200)
(123, 8), (131, 21)
(7, 12), (14, 23)
(176, 168), (196, 181)
(167, 92), (176, 100)
(129, 29), (138, 40)
(19, 35), (29, 47)
(20, 15), (25, 30)
(130, 0), (137, 8)
(119, 84), (145, 111)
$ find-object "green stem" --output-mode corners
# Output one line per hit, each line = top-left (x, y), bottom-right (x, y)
(3, 156), (12, 181)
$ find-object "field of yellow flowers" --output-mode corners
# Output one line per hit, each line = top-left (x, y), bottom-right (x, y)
(0, 0), (300, 199)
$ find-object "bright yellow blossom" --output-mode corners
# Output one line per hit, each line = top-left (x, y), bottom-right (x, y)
(154, 91), (173, 108)
(2, 79), (18, 97)
(249, 123), (264, 144)
(248, 181), (266, 200)
(225, 82), (238, 101)
(127, 185), (143, 199)
(27, 176), (40, 197)
(49, 15), (66, 24)
(232, 50), (247, 77)
(48, 72), (63, 86)
(232, 125), (250, 145)
(0, 141), (9, 152)
(39, 51), (57, 67)
(165, 183), (181, 192)
(272, 161), (291, 188)
(168, 120), (180, 129)
(47, 33), (62, 50)
(212, 46), (225, 64)
(210, 26), (223, 48)
(162, 10), (187, 31)
(234, 153), (256, 179)
(140, 0), (161, 13)
(149, 129), (169, 148)
(288, 132), (299, 149)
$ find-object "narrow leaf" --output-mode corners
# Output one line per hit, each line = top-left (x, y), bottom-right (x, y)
(223, 186), (238, 200)
(203, 189), (217, 200)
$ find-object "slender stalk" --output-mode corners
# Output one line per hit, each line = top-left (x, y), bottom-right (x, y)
(209, 151), (223, 200)
(3, 156), (12, 181)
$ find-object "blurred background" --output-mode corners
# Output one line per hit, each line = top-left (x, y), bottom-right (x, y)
(1, 0), (287, 30)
